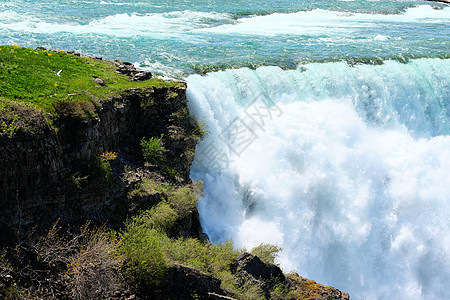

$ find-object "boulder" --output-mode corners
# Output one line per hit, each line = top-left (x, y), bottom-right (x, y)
(114, 60), (152, 81)
(234, 252), (285, 282)
(147, 264), (226, 300)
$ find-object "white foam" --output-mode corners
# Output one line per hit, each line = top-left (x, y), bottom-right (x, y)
(374, 34), (390, 41)
(195, 5), (450, 36)
(187, 59), (450, 299)
(0, 10), (233, 37)
(135, 60), (186, 78)
(2, 5), (447, 38)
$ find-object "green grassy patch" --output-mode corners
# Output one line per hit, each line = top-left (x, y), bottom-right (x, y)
(0, 45), (179, 114)
(120, 201), (241, 290)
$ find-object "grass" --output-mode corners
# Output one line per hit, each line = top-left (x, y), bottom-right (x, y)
(120, 202), (242, 291)
(0, 45), (180, 114)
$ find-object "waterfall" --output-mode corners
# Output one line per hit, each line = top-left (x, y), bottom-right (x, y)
(187, 58), (450, 300)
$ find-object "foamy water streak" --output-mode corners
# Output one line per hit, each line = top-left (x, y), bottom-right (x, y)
(187, 59), (450, 300)
(0, 10), (233, 37)
(196, 5), (450, 36)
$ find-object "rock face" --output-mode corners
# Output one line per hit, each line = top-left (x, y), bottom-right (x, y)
(151, 264), (225, 300)
(232, 252), (350, 300)
(234, 252), (285, 282)
(286, 275), (350, 300)
(0, 83), (196, 235)
(232, 252), (285, 299)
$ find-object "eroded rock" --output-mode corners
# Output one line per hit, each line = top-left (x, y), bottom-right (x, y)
(114, 60), (152, 81)
(146, 264), (225, 300)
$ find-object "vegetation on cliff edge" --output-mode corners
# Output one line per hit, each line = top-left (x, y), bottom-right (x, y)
(0, 45), (178, 112)
(0, 45), (181, 138)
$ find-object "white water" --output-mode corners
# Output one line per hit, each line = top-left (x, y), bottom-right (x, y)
(3, 5), (448, 38)
(0, 10), (232, 37)
(197, 5), (450, 36)
(187, 59), (450, 299)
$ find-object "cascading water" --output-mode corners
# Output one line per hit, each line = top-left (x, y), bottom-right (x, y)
(187, 59), (450, 300)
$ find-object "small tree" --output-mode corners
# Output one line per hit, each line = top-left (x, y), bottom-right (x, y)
(96, 151), (117, 184)
(140, 135), (166, 164)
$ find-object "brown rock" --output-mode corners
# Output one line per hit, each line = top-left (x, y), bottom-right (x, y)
(287, 273), (350, 300)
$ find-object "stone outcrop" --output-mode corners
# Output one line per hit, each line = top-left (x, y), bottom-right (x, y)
(287, 274), (350, 300)
(0, 82), (197, 235)
(232, 252), (350, 300)
(234, 252), (285, 283)
(149, 264), (225, 300)
(114, 60), (153, 81)
(232, 252), (285, 299)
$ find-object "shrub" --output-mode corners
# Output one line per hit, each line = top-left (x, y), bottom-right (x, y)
(54, 99), (95, 120)
(167, 185), (198, 219)
(166, 168), (180, 179)
(239, 283), (266, 300)
(270, 282), (299, 300)
(132, 202), (178, 233)
(96, 151), (117, 184)
(250, 243), (282, 265)
(191, 117), (209, 140)
(30, 220), (124, 300)
(0, 101), (48, 136)
(70, 172), (88, 189)
(0, 114), (19, 138)
(120, 226), (167, 286)
(65, 224), (124, 300)
(119, 199), (240, 293)
(140, 135), (166, 164)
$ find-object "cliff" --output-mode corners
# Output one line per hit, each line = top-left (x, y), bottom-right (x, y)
(0, 46), (197, 233)
(0, 84), (196, 231)
(0, 46), (349, 300)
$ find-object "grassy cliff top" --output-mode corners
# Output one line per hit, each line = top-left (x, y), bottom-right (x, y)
(0, 45), (180, 113)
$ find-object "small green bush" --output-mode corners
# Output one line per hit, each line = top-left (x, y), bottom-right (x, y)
(140, 135), (166, 164)
(191, 117), (209, 140)
(250, 243), (282, 265)
(167, 185), (198, 219)
(166, 168), (180, 179)
(54, 99), (96, 120)
(120, 226), (167, 286)
(0, 114), (19, 138)
(119, 198), (241, 293)
(94, 151), (117, 184)
(96, 157), (112, 184)
(133, 202), (178, 233)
